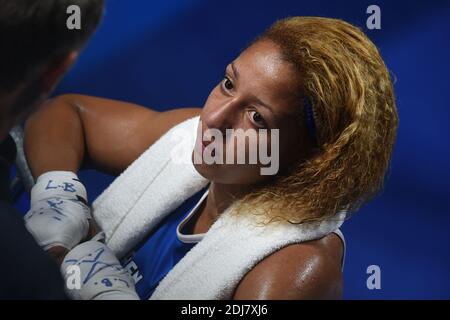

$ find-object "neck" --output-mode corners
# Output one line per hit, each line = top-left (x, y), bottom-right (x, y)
(202, 181), (257, 223)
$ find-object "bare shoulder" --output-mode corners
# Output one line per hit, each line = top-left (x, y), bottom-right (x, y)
(233, 233), (344, 300)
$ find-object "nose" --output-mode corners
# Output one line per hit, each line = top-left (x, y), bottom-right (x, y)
(202, 97), (242, 135)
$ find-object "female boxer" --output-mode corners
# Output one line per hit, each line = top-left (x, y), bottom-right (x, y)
(24, 17), (398, 300)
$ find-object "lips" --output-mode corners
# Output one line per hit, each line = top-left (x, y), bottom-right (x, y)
(199, 130), (219, 157)
(197, 121), (221, 157)
(201, 137), (211, 149)
(201, 138), (216, 156)
(200, 128), (211, 148)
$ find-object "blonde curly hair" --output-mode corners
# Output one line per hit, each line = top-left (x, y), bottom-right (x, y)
(231, 16), (399, 224)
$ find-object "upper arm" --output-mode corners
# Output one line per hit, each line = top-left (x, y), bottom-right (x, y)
(60, 94), (201, 174)
(232, 234), (344, 300)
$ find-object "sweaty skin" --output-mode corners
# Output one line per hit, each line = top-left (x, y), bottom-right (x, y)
(25, 39), (344, 300)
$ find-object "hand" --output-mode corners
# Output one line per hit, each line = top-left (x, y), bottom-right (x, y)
(47, 222), (100, 266)
(24, 171), (91, 251)
(47, 246), (70, 266)
(61, 240), (139, 300)
(24, 195), (91, 251)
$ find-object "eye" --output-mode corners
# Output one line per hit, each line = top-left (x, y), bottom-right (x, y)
(221, 76), (234, 91)
(248, 110), (267, 128)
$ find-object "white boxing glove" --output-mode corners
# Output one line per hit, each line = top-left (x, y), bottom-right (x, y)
(30, 170), (88, 206)
(24, 171), (91, 251)
(61, 239), (139, 300)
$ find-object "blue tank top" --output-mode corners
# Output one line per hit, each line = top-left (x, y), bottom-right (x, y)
(121, 186), (209, 300)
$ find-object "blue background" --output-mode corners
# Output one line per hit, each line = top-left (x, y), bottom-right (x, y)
(15, 0), (450, 299)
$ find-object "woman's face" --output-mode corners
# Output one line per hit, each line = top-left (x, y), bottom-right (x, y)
(192, 39), (312, 185)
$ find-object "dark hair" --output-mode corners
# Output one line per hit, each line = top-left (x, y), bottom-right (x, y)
(0, 0), (104, 92)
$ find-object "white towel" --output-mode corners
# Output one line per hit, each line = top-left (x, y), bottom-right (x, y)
(92, 116), (209, 258)
(92, 115), (346, 299)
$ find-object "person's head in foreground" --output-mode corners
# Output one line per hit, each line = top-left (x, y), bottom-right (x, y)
(193, 16), (399, 225)
(0, 0), (104, 140)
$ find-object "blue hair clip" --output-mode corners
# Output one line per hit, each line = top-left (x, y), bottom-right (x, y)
(303, 96), (317, 144)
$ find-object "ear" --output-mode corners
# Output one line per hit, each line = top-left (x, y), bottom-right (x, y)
(41, 51), (79, 93)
